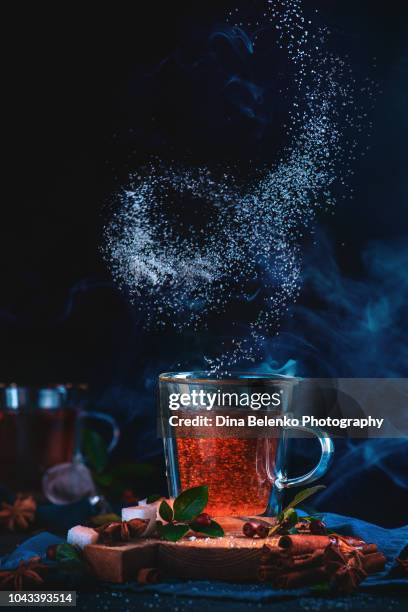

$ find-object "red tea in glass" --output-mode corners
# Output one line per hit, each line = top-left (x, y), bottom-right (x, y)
(176, 437), (278, 515)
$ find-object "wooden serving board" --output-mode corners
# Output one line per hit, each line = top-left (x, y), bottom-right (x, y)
(84, 517), (275, 583)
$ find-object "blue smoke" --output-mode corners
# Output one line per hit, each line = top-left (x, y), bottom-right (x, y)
(266, 231), (408, 377)
(209, 25), (254, 56)
(255, 229), (408, 525)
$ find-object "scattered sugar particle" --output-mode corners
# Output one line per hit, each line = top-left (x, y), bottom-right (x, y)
(104, 0), (377, 373)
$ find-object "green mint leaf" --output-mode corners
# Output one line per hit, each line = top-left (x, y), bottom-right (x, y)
(56, 543), (82, 563)
(283, 508), (298, 527)
(268, 508), (297, 536)
(146, 494), (162, 504)
(190, 520), (224, 538)
(173, 485), (208, 522)
(285, 485), (326, 511)
(268, 524), (280, 536)
(306, 515), (323, 522)
(157, 522), (189, 542)
(159, 500), (174, 522)
(82, 429), (108, 474)
(90, 513), (121, 527)
(93, 472), (113, 487)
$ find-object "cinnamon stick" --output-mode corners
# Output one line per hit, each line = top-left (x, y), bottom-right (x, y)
(271, 549), (381, 591)
(260, 545), (290, 565)
(359, 543), (378, 555)
(259, 556), (291, 573)
(273, 567), (327, 589)
(260, 535), (384, 590)
(392, 544), (408, 577)
(259, 549), (325, 576)
(334, 535), (366, 548)
(277, 535), (331, 555)
(276, 534), (378, 556)
(362, 552), (386, 574)
(137, 567), (161, 584)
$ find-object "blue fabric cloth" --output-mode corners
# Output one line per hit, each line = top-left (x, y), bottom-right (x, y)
(1, 513), (406, 602)
(115, 578), (408, 603)
(0, 532), (64, 570)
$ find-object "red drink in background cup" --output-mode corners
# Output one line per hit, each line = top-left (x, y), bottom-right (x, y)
(0, 408), (76, 484)
(0, 384), (119, 497)
(0, 385), (80, 490)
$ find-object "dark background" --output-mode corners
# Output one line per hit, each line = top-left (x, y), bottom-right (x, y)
(1, 1), (407, 524)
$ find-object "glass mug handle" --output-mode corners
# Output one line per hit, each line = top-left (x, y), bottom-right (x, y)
(274, 425), (334, 491)
(77, 410), (120, 455)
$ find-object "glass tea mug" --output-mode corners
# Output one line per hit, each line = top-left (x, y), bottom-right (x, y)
(0, 384), (120, 503)
(159, 372), (334, 516)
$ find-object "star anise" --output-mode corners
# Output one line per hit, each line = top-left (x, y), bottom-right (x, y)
(96, 518), (147, 544)
(0, 495), (36, 531)
(396, 558), (408, 576)
(0, 556), (47, 591)
(96, 521), (126, 543)
(128, 518), (149, 537)
(324, 543), (367, 594)
(391, 544), (408, 577)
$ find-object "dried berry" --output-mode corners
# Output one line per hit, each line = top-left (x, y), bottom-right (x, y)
(256, 524), (269, 538)
(128, 518), (148, 537)
(194, 513), (212, 527)
(310, 519), (326, 535)
(46, 544), (58, 561)
(243, 521), (259, 538)
(276, 526), (289, 535)
(122, 489), (138, 504)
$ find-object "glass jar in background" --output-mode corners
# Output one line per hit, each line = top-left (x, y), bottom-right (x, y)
(0, 384), (120, 503)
